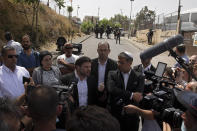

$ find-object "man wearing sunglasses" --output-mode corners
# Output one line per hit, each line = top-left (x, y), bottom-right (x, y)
(57, 43), (79, 75)
(0, 46), (30, 99)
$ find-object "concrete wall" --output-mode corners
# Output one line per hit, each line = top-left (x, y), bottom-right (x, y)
(136, 29), (197, 56)
(136, 29), (177, 44)
(183, 31), (197, 56)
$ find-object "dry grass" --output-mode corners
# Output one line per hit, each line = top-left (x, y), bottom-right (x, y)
(0, 0), (78, 49)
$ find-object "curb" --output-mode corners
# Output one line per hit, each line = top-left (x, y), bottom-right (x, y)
(122, 37), (152, 51)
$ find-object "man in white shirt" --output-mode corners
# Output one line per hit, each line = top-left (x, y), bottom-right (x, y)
(61, 56), (99, 108)
(57, 43), (79, 75)
(4, 32), (23, 55)
(91, 41), (117, 107)
(107, 51), (144, 131)
(0, 46), (30, 99)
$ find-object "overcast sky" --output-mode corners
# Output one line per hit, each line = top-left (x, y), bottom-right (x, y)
(45, 0), (197, 21)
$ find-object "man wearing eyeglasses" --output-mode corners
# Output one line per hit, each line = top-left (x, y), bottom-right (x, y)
(0, 46), (30, 99)
(57, 43), (79, 75)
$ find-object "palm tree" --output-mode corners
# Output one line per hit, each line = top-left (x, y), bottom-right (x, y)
(54, 0), (65, 14)
(67, 6), (73, 19)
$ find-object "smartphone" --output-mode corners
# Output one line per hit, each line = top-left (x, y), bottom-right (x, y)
(155, 62), (167, 77)
(23, 76), (30, 84)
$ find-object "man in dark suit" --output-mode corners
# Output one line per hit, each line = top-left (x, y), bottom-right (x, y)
(133, 58), (156, 76)
(61, 56), (99, 108)
(107, 52), (144, 131)
(91, 41), (117, 107)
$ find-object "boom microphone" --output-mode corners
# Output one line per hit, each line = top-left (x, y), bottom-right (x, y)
(140, 34), (184, 60)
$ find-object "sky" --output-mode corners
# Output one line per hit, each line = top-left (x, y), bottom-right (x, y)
(44, 0), (197, 21)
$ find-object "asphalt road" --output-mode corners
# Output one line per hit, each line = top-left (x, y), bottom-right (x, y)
(79, 34), (176, 68)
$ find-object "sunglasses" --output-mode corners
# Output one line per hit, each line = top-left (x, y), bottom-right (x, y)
(7, 55), (18, 58)
(64, 47), (73, 49)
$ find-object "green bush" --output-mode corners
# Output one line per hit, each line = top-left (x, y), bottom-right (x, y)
(81, 21), (94, 34)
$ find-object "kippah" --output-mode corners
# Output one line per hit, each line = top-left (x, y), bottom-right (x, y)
(123, 51), (133, 59)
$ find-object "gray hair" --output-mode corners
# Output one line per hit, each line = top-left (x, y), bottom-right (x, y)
(1, 46), (15, 57)
(98, 41), (110, 49)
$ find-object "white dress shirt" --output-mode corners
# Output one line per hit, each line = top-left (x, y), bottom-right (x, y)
(122, 69), (133, 100)
(0, 65), (30, 99)
(75, 71), (88, 107)
(142, 64), (152, 75)
(7, 40), (23, 55)
(98, 60), (107, 86)
(122, 70), (131, 90)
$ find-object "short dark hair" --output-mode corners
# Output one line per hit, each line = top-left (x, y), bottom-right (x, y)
(66, 105), (120, 131)
(39, 51), (52, 66)
(176, 44), (186, 54)
(4, 32), (12, 41)
(1, 46), (15, 57)
(0, 98), (21, 131)
(75, 56), (91, 67)
(164, 67), (174, 81)
(27, 86), (59, 121)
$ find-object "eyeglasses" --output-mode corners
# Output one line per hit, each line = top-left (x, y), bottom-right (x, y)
(7, 55), (18, 58)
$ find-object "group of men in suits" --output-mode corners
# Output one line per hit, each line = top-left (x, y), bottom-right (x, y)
(60, 41), (156, 131)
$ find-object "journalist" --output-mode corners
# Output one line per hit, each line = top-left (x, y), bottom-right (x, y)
(124, 91), (197, 131)
(177, 91), (197, 131)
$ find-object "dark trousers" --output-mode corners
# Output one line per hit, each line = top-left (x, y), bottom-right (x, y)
(100, 33), (103, 38)
(148, 36), (152, 44)
(116, 36), (120, 44)
(95, 33), (98, 38)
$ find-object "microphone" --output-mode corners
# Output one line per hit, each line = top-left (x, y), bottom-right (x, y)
(140, 34), (184, 61)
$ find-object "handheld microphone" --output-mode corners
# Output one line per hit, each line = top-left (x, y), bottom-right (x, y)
(140, 34), (184, 61)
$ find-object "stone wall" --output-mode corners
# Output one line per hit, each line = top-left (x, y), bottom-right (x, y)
(183, 31), (197, 56)
(136, 29), (197, 56)
(136, 29), (177, 44)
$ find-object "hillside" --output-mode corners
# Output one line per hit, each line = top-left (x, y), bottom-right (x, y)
(0, 0), (79, 48)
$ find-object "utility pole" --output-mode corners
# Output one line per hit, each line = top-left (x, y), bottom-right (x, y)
(176, 0), (182, 34)
(120, 9), (123, 16)
(77, 5), (80, 18)
(47, 0), (49, 7)
(128, 0), (134, 39)
(98, 7), (100, 21)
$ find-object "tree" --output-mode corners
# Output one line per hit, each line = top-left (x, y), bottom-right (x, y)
(134, 6), (156, 30)
(109, 14), (130, 30)
(54, 0), (65, 15)
(67, 6), (73, 19)
(80, 21), (94, 34)
(99, 18), (112, 30)
(15, 0), (41, 45)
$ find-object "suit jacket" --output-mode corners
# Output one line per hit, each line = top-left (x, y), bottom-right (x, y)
(107, 69), (144, 114)
(60, 72), (98, 107)
(133, 64), (156, 74)
(91, 58), (117, 107)
(91, 58), (117, 87)
(107, 69), (145, 131)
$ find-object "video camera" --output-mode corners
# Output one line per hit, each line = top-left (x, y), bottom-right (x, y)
(52, 82), (77, 129)
(140, 62), (185, 128)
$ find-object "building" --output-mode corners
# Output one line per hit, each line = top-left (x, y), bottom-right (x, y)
(83, 16), (99, 24)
